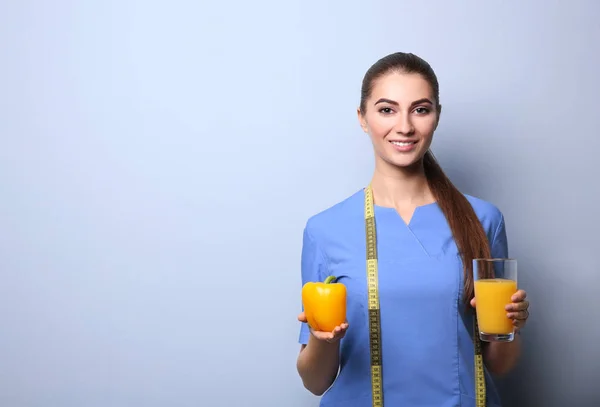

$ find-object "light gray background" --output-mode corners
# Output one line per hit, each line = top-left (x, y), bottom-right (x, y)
(1, 1), (599, 406)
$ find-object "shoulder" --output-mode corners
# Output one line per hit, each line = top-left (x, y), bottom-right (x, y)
(303, 188), (364, 241)
(464, 193), (506, 242)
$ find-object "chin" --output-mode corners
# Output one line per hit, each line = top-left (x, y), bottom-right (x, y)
(388, 150), (427, 168)
(379, 154), (424, 170)
(392, 158), (423, 169)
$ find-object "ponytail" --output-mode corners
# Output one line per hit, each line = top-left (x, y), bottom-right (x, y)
(423, 150), (493, 306)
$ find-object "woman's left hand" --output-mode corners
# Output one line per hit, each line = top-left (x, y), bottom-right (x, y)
(505, 289), (530, 330)
(470, 289), (530, 330)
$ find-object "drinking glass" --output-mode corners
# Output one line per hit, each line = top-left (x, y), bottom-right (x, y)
(473, 258), (518, 342)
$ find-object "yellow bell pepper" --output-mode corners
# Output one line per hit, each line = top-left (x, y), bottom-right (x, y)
(302, 275), (347, 332)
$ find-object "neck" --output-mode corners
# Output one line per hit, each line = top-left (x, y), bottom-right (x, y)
(369, 158), (435, 209)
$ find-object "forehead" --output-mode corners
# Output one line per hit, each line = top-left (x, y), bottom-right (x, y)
(368, 71), (434, 104)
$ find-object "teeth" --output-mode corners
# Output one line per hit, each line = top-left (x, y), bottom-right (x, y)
(391, 141), (414, 146)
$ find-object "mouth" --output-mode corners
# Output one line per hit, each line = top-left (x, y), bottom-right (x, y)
(389, 139), (418, 152)
(389, 140), (417, 147)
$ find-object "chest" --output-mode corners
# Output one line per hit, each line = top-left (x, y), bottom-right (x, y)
(326, 209), (465, 310)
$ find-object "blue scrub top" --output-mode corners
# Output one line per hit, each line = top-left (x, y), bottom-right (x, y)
(298, 188), (509, 407)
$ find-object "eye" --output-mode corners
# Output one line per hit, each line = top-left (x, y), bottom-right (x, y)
(378, 107), (394, 115)
(414, 107), (430, 115)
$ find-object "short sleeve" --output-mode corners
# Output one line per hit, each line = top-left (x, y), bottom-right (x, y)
(491, 213), (509, 278)
(298, 224), (328, 344)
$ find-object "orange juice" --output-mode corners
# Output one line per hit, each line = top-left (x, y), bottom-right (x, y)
(474, 278), (517, 334)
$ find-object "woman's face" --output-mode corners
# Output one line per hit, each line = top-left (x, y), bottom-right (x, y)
(358, 71), (440, 170)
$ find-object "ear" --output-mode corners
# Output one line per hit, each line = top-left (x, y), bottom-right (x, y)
(434, 104), (442, 130)
(357, 107), (368, 133)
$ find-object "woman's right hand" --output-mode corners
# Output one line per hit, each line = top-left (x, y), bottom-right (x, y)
(297, 312), (349, 343)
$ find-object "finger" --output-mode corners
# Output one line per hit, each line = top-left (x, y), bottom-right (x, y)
(326, 330), (341, 343)
(312, 322), (350, 342)
(332, 324), (347, 336)
(507, 309), (529, 320)
(511, 290), (527, 302)
(470, 298), (476, 308)
(506, 300), (529, 312)
(329, 324), (350, 341)
(297, 312), (307, 322)
(507, 296), (523, 307)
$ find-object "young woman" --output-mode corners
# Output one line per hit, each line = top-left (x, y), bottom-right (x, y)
(295, 52), (530, 407)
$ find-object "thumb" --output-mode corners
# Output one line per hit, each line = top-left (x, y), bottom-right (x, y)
(470, 298), (476, 308)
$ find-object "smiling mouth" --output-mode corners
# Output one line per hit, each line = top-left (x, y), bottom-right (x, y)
(390, 140), (417, 146)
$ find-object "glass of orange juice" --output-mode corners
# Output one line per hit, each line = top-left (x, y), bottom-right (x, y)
(473, 258), (518, 342)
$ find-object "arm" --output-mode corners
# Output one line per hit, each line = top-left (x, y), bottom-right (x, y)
(481, 212), (524, 376)
(296, 225), (342, 395)
(483, 334), (521, 376)
(296, 336), (340, 395)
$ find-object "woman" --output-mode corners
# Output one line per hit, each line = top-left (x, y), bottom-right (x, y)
(295, 52), (529, 407)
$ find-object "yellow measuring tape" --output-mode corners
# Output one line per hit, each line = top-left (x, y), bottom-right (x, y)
(363, 184), (486, 407)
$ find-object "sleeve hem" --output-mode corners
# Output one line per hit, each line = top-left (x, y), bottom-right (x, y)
(298, 331), (309, 345)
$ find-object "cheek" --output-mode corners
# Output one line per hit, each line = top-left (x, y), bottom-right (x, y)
(368, 118), (393, 139)
(415, 118), (437, 137)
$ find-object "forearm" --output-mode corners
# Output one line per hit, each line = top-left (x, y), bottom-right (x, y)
(483, 334), (521, 376)
(296, 335), (340, 395)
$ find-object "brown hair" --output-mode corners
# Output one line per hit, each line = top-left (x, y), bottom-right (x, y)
(360, 52), (492, 306)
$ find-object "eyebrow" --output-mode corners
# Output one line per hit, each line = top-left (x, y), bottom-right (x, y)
(374, 98), (434, 107)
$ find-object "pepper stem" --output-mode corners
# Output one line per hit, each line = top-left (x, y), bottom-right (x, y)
(324, 275), (337, 284)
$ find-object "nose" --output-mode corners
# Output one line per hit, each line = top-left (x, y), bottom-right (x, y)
(394, 114), (415, 135)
